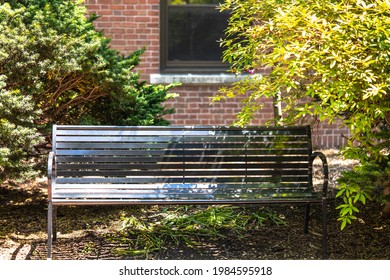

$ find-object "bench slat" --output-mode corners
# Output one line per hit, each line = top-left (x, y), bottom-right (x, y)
(55, 126), (309, 135)
(56, 141), (309, 149)
(56, 169), (310, 177)
(55, 149), (309, 156)
(52, 188), (319, 199)
(54, 183), (310, 189)
(56, 176), (310, 184)
(56, 162), (309, 170)
(55, 155), (309, 163)
(55, 137), (310, 144)
(52, 194), (320, 201)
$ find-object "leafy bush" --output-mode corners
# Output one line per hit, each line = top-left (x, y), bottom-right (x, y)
(336, 162), (390, 229)
(216, 0), (390, 227)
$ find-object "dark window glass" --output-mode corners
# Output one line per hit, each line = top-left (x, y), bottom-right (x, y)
(161, 0), (229, 72)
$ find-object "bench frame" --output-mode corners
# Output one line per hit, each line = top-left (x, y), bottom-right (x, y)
(47, 125), (329, 259)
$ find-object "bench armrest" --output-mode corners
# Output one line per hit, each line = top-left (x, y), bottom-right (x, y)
(310, 152), (329, 198)
(48, 151), (55, 200)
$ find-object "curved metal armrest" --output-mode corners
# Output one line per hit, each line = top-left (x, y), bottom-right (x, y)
(310, 151), (329, 198)
(48, 151), (55, 200)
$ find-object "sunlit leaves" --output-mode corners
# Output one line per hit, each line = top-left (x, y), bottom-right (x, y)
(218, 0), (389, 138)
(217, 0), (390, 229)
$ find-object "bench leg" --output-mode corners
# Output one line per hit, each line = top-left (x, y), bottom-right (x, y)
(304, 203), (310, 234)
(48, 201), (53, 259)
(322, 199), (328, 259)
(47, 203), (58, 259)
(53, 205), (58, 242)
(304, 202), (328, 259)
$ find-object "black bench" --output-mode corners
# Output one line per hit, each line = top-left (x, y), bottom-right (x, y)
(47, 125), (329, 259)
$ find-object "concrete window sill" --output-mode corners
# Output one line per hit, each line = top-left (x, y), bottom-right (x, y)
(150, 73), (246, 85)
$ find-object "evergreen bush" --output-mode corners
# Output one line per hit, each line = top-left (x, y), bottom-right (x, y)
(0, 0), (177, 182)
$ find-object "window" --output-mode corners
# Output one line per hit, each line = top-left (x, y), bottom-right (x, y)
(160, 0), (229, 73)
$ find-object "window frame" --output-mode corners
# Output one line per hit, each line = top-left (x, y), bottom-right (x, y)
(160, 0), (229, 73)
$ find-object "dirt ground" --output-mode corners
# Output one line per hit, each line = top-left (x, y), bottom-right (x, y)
(0, 149), (388, 260)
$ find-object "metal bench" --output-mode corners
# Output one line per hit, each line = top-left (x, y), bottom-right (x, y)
(47, 125), (329, 259)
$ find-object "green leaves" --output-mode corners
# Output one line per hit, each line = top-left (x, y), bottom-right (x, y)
(0, 0), (177, 182)
(0, 76), (43, 182)
(218, 0), (390, 133)
(336, 183), (365, 230)
(217, 0), (390, 229)
(335, 162), (387, 230)
(1, 0), (177, 126)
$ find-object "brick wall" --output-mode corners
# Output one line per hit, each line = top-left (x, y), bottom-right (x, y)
(163, 85), (271, 126)
(85, 0), (349, 149)
(164, 85), (349, 149)
(85, 0), (160, 77)
(164, 85), (246, 126)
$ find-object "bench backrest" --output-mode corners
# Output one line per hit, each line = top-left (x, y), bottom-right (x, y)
(51, 125), (316, 204)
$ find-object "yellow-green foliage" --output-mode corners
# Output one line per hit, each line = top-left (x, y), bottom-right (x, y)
(216, 0), (390, 228)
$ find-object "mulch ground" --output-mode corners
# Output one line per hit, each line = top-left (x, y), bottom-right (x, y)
(0, 150), (389, 260)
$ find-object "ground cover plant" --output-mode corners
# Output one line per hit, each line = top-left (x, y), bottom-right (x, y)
(115, 205), (285, 258)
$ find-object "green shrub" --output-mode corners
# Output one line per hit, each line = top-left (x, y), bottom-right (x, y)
(215, 0), (390, 227)
(0, 0), (177, 182)
(0, 76), (43, 182)
(336, 162), (390, 229)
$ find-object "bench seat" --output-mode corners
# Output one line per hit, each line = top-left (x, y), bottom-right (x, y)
(52, 183), (322, 204)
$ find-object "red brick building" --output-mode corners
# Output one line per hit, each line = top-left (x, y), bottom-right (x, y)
(85, 0), (349, 148)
